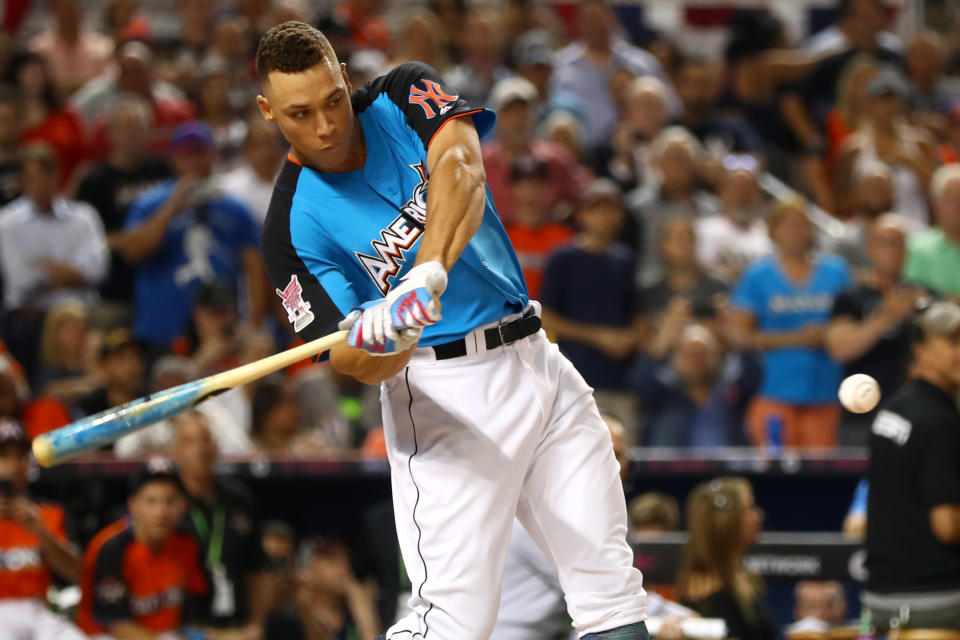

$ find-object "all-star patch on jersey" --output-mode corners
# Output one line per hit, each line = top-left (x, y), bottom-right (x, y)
(261, 62), (529, 347)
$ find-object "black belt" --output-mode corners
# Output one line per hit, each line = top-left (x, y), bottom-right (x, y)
(431, 307), (541, 360)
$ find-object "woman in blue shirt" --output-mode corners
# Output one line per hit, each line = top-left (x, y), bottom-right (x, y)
(732, 197), (851, 447)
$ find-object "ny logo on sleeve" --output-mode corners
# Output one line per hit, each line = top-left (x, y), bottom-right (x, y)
(408, 80), (458, 119)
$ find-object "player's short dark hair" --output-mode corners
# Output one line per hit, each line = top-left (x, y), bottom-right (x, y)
(255, 21), (337, 82)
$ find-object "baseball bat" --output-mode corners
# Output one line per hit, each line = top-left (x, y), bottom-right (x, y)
(32, 330), (348, 467)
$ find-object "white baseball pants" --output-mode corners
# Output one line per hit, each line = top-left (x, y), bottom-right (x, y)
(382, 315), (646, 640)
(0, 599), (88, 640)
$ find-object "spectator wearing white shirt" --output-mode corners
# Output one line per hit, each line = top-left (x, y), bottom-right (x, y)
(218, 118), (287, 227)
(0, 145), (108, 378)
(696, 155), (773, 282)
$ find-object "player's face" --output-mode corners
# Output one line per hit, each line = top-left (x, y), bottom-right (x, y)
(129, 481), (186, 544)
(257, 60), (356, 173)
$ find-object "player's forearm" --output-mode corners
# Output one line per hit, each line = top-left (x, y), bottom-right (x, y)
(420, 119), (487, 271)
(37, 531), (81, 582)
(329, 342), (414, 385)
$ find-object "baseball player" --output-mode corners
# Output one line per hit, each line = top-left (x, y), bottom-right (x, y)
(255, 22), (646, 640)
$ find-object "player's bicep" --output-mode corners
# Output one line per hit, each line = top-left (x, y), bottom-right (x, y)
(425, 116), (484, 178)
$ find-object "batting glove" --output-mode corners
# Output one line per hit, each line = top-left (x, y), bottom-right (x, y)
(338, 300), (422, 356)
(385, 261), (447, 329)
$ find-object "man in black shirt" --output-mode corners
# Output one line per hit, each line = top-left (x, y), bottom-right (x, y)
(826, 216), (924, 444)
(74, 95), (171, 314)
(170, 410), (268, 637)
(865, 300), (960, 630)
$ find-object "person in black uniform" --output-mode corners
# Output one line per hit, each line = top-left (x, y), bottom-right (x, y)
(864, 300), (960, 630)
(170, 410), (268, 638)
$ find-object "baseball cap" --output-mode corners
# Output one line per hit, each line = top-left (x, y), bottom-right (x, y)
(100, 328), (139, 358)
(0, 418), (29, 450)
(867, 68), (909, 100)
(129, 457), (186, 496)
(916, 300), (960, 339)
(514, 30), (553, 68)
(488, 77), (538, 112)
(170, 121), (215, 153)
(580, 178), (623, 207)
(193, 280), (236, 310)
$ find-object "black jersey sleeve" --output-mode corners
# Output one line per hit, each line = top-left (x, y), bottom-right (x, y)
(352, 61), (496, 151)
(90, 531), (133, 625)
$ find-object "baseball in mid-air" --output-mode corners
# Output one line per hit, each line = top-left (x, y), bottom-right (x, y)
(838, 374), (881, 413)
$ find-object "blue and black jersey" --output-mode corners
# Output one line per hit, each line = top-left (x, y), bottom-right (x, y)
(261, 62), (529, 347)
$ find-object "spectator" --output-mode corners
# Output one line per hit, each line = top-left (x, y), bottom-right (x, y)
(0, 417), (86, 640)
(0, 144), (107, 378)
(512, 30), (586, 129)
(482, 77), (586, 225)
(120, 121), (266, 352)
(836, 68), (936, 228)
(251, 379), (329, 457)
(905, 31), (950, 120)
(72, 41), (196, 156)
(74, 94), (173, 317)
(696, 155), (773, 282)
(73, 328), (145, 419)
(864, 301), (960, 631)
(0, 85), (21, 206)
(264, 536), (380, 640)
(260, 520), (297, 616)
(550, 0), (666, 152)
(826, 215), (923, 445)
(732, 198), (852, 448)
(28, 0), (112, 98)
(826, 161), (896, 272)
(626, 127), (720, 286)
(429, 0), (467, 63)
(630, 323), (759, 447)
(293, 363), (382, 451)
(504, 155), (573, 299)
(904, 164), (960, 297)
(195, 59), (248, 171)
(102, 0), (151, 46)
(219, 117), (287, 227)
(842, 478), (868, 541)
(629, 492), (681, 539)
(75, 458), (209, 638)
(33, 299), (99, 400)
(0, 343), (72, 441)
(5, 51), (86, 188)
(823, 56), (879, 181)
(595, 76), (670, 192)
(171, 411), (268, 636)
(800, 0), (901, 56)
(639, 218), (731, 344)
(391, 9), (449, 72)
(676, 477), (774, 640)
(335, 0), (392, 56)
(174, 280), (243, 376)
(541, 179), (641, 393)
(114, 355), (254, 459)
(671, 55), (763, 157)
(786, 581), (848, 634)
(444, 8), (509, 108)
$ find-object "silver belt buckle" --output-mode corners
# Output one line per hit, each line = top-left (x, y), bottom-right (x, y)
(498, 319), (517, 346)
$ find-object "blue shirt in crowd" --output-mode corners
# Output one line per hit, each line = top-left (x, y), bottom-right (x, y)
(732, 254), (851, 405)
(540, 242), (637, 390)
(126, 181), (260, 345)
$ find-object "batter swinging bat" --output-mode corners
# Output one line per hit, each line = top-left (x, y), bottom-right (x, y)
(32, 330), (349, 467)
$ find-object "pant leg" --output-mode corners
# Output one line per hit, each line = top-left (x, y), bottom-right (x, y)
(381, 349), (546, 640)
(31, 600), (88, 640)
(514, 334), (646, 636)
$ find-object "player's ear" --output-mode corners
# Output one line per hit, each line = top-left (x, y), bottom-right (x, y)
(256, 95), (276, 124)
(341, 62), (353, 93)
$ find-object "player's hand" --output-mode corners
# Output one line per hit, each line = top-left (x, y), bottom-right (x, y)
(385, 261), (447, 330)
(12, 497), (43, 535)
(338, 300), (423, 356)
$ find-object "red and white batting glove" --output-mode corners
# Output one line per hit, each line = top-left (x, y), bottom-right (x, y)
(385, 261), (447, 330)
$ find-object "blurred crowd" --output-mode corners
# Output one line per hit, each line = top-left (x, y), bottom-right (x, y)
(0, 0), (958, 636)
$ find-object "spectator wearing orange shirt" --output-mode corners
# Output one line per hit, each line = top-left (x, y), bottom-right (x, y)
(505, 156), (573, 299)
(77, 458), (208, 639)
(0, 418), (86, 640)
